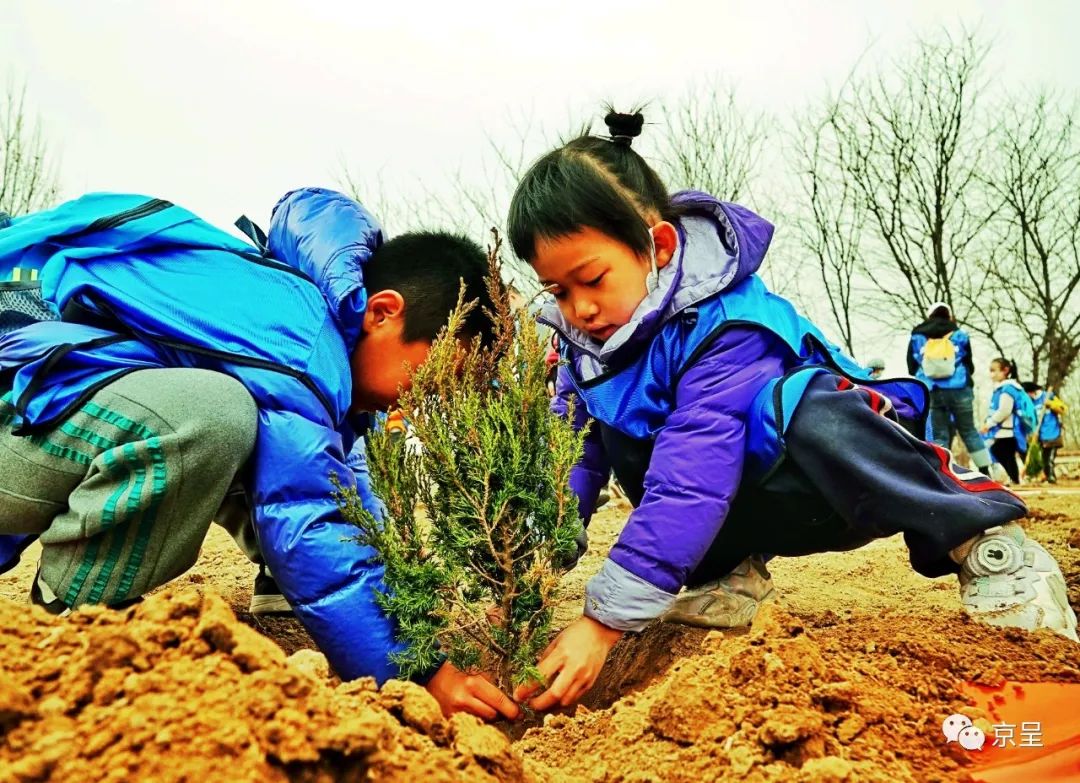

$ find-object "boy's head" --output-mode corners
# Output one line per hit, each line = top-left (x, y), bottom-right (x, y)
(1022, 381), (1042, 400)
(350, 231), (493, 412)
(507, 109), (683, 342)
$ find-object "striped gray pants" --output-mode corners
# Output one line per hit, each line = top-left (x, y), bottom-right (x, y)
(0, 368), (259, 608)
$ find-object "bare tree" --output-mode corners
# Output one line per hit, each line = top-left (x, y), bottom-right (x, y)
(339, 134), (538, 295)
(653, 80), (812, 297)
(337, 164), (410, 235)
(976, 93), (1080, 388)
(1, 83), (59, 216)
(830, 31), (996, 325)
(660, 80), (769, 203)
(790, 98), (869, 354)
(338, 111), (592, 297)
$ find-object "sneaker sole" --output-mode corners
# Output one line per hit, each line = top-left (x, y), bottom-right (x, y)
(249, 594), (293, 615)
(965, 605), (1079, 642)
(962, 576), (1079, 643)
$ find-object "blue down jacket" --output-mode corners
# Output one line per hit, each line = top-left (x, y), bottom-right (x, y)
(547, 191), (928, 631)
(0, 188), (411, 683)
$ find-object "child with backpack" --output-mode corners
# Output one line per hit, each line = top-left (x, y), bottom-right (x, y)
(980, 358), (1037, 485)
(0, 189), (520, 721)
(908, 304), (992, 475)
(508, 109), (1077, 711)
(1022, 382), (1066, 484)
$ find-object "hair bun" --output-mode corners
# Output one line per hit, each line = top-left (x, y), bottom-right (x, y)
(604, 110), (644, 147)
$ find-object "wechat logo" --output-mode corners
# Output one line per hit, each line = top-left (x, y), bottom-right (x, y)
(942, 714), (985, 751)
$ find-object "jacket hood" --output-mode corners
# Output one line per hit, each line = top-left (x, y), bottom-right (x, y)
(267, 188), (383, 353)
(540, 191), (774, 366)
(673, 191), (773, 284)
(911, 317), (959, 339)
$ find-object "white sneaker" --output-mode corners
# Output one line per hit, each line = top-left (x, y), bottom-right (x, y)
(958, 525), (1078, 642)
(30, 569), (72, 616)
(664, 556), (776, 628)
(249, 565), (292, 615)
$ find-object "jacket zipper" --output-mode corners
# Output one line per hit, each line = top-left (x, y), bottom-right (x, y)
(56, 198), (174, 243)
(35, 199), (339, 420)
(74, 291), (337, 420)
(54, 197), (313, 284)
(234, 250), (313, 283)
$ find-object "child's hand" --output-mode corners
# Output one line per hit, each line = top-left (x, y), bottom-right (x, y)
(424, 660), (521, 721)
(513, 616), (624, 711)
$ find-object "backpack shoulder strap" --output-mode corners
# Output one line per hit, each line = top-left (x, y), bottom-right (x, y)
(234, 215), (269, 256)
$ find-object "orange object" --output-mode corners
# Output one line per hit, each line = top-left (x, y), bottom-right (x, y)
(960, 680), (1080, 782)
(385, 409), (407, 437)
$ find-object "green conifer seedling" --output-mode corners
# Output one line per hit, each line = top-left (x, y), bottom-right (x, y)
(339, 231), (585, 693)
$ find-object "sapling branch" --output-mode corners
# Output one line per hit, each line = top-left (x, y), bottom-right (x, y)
(340, 229), (586, 693)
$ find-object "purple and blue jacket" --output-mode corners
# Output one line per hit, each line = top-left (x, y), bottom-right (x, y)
(545, 192), (927, 631)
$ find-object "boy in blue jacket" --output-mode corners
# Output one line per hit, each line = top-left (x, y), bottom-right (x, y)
(0, 189), (520, 721)
(1023, 382), (1066, 484)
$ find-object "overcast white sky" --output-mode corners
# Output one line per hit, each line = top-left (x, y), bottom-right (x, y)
(5, 0), (1078, 229)
(4, 1), (1079, 372)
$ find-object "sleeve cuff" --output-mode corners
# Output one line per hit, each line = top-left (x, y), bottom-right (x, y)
(409, 651), (448, 685)
(584, 558), (678, 632)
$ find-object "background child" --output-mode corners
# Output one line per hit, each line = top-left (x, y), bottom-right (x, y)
(907, 303), (991, 474)
(508, 110), (1078, 711)
(865, 357), (886, 380)
(1022, 382), (1066, 484)
(979, 358), (1032, 485)
(0, 189), (519, 721)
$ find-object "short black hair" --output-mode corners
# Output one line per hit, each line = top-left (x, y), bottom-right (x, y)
(1021, 381), (1043, 394)
(363, 231), (494, 344)
(507, 109), (683, 262)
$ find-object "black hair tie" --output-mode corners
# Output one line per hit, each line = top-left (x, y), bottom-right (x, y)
(604, 110), (645, 148)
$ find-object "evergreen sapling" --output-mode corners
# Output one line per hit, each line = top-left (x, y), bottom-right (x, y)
(339, 232), (585, 693)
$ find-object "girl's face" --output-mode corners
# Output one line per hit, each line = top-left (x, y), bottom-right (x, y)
(531, 223), (676, 342)
(989, 361), (1009, 383)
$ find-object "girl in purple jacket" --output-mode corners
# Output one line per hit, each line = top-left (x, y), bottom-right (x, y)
(510, 110), (1077, 711)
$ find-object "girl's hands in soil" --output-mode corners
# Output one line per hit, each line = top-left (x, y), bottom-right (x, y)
(513, 616), (624, 711)
(425, 660), (521, 721)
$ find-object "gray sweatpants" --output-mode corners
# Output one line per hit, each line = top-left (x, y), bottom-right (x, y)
(0, 368), (259, 608)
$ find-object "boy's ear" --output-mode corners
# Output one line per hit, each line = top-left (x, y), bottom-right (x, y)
(653, 221), (678, 269)
(362, 289), (407, 333)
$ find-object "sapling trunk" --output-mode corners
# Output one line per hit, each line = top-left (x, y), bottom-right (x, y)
(339, 231), (585, 693)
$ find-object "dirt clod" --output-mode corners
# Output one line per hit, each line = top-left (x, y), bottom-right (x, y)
(0, 589), (527, 782)
(516, 603), (1080, 783)
(3, 493), (1080, 782)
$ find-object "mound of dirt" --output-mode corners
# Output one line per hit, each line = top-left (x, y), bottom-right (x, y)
(4, 494), (1080, 782)
(517, 607), (1080, 783)
(0, 589), (527, 783)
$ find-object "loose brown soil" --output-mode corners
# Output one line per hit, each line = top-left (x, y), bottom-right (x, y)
(0, 590), (525, 783)
(519, 607), (1080, 782)
(2, 490), (1079, 782)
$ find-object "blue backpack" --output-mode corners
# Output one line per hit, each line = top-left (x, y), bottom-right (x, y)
(1003, 383), (1039, 442)
(0, 206), (270, 337)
